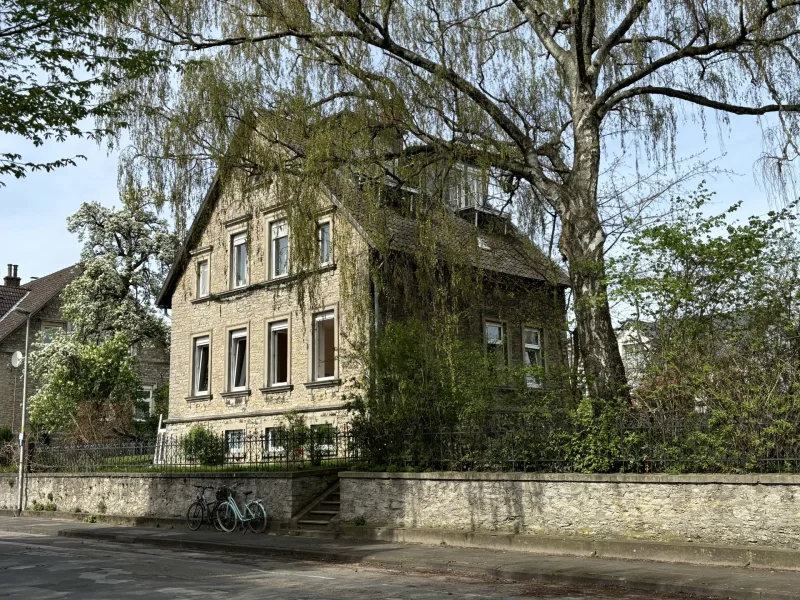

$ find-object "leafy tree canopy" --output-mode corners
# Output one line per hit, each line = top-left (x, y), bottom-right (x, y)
(0, 0), (165, 183)
(112, 0), (800, 400)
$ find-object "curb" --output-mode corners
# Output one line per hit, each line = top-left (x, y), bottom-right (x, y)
(339, 525), (800, 572)
(30, 526), (795, 600)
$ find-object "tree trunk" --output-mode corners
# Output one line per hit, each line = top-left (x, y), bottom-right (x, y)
(559, 112), (629, 401)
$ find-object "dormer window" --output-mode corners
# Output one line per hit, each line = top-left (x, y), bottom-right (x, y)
(231, 233), (248, 288)
(449, 164), (485, 210)
(270, 220), (289, 278)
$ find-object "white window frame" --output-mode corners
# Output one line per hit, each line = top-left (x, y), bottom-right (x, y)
(230, 232), (248, 289)
(134, 386), (154, 422)
(41, 321), (66, 344)
(312, 310), (336, 381)
(192, 335), (210, 396)
(485, 320), (508, 367)
(523, 327), (544, 388)
(268, 319), (290, 386)
(228, 328), (249, 392)
(310, 423), (335, 456)
(270, 219), (289, 279)
(263, 427), (285, 455)
(450, 163), (485, 209)
(196, 259), (209, 298)
(318, 220), (332, 266)
(225, 429), (246, 458)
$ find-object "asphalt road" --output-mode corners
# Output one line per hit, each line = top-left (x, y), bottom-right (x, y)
(0, 531), (709, 600)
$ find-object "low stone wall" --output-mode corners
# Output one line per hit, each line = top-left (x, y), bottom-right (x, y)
(340, 472), (800, 549)
(0, 470), (338, 521)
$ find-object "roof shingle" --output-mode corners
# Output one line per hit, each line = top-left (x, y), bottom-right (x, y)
(0, 265), (81, 344)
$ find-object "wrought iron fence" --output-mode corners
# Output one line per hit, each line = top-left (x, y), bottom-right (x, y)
(2, 410), (798, 474)
(10, 428), (363, 474)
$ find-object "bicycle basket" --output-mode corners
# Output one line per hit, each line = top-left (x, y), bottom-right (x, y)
(216, 486), (231, 501)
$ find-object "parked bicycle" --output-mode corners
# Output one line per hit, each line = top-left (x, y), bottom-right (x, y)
(186, 485), (221, 531)
(214, 485), (268, 533)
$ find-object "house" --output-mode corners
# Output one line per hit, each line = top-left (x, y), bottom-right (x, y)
(156, 149), (570, 446)
(0, 263), (170, 432)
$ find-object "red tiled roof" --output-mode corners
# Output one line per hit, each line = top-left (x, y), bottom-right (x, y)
(0, 265), (81, 344)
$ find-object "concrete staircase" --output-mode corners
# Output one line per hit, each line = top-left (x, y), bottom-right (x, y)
(290, 481), (340, 538)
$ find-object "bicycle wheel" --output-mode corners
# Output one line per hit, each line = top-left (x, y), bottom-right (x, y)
(186, 501), (205, 531)
(215, 501), (237, 533)
(246, 502), (268, 534)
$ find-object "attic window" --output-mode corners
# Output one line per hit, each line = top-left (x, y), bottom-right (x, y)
(477, 236), (491, 251)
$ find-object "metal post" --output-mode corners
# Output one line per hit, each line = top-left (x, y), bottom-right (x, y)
(15, 313), (30, 517)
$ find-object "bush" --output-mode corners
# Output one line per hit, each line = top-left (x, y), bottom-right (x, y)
(0, 425), (12, 443)
(182, 424), (224, 466)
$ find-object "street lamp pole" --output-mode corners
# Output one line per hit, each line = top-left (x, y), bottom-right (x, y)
(15, 310), (30, 517)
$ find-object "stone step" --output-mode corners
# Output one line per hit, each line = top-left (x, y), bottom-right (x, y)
(309, 510), (338, 517)
(321, 500), (340, 507)
(289, 530), (337, 539)
(297, 519), (331, 527)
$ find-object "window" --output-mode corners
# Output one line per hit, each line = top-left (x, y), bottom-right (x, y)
(225, 429), (245, 458)
(318, 221), (331, 266)
(312, 310), (336, 381)
(41, 321), (66, 344)
(231, 232), (248, 288)
(485, 321), (507, 367)
(263, 427), (285, 454)
(449, 164), (485, 209)
(192, 336), (210, 396)
(196, 260), (209, 298)
(311, 423), (335, 457)
(135, 387), (154, 421)
(523, 327), (543, 388)
(270, 220), (289, 278)
(268, 320), (289, 386)
(228, 328), (248, 391)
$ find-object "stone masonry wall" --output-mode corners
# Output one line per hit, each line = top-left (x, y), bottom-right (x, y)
(166, 176), (368, 437)
(340, 472), (800, 549)
(0, 470), (338, 521)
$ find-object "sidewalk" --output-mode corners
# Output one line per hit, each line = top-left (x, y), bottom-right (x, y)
(0, 515), (797, 600)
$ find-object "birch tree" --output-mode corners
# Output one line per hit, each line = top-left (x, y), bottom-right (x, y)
(114, 0), (800, 400)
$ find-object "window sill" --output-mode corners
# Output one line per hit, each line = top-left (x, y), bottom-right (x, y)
(186, 394), (213, 402)
(189, 265), (337, 304)
(221, 389), (252, 398)
(304, 378), (341, 389)
(259, 385), (294, 394)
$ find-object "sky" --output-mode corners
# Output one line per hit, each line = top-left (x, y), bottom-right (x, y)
(0, 113), (785, 284)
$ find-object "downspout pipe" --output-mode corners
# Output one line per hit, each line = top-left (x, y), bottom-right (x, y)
(15, 310), (31, 517)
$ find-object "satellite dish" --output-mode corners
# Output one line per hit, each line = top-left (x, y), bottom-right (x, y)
(10, 351), (23, 369)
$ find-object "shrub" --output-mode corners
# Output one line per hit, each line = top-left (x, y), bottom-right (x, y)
(182, 424), (224, 466)
(0, 425), (12, 443)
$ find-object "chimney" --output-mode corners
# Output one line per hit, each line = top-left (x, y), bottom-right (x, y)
(3, 264), (20, 287)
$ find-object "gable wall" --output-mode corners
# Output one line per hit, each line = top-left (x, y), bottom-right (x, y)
(165, 176), (370, 436)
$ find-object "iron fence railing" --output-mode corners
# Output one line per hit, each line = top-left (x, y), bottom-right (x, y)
(6, 429), (363, 474)
(1, 411), (798, 474)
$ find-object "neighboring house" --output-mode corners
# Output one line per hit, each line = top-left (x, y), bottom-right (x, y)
(156, 154), (569, 443)
(0, 263), (170, 432)
(0, 264), (80, 432)
(616, 319), (655, 386)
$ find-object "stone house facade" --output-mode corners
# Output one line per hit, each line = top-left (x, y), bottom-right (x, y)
(157, 164), (569, 446)
(0, 264), (169, 432)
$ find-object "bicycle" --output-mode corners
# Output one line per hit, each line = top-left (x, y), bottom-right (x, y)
(214, 485), (268, 533)
(186, 485), (221, 531)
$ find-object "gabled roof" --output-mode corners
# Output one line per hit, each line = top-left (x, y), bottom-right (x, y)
(157, 172), (568, 308)
(0, 265), (81, 344)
